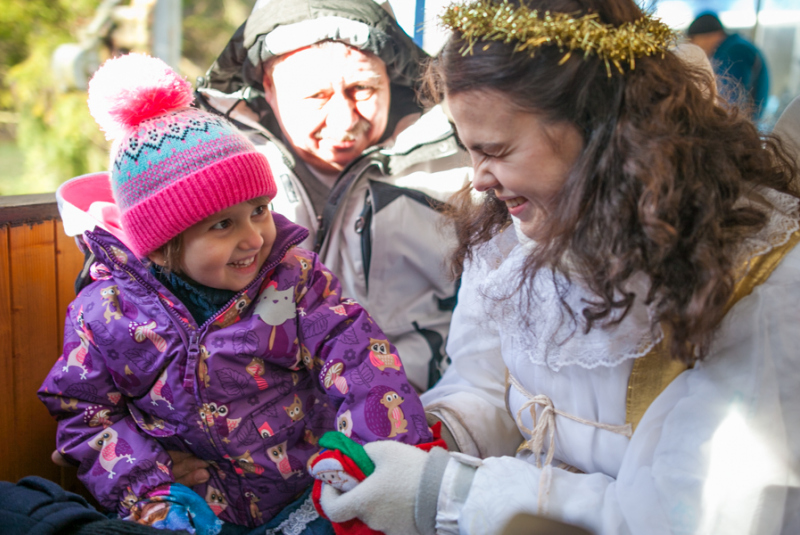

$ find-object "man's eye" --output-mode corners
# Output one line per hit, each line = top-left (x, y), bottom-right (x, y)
(211, 220), (231, 230)
(351, 86), (375, 101)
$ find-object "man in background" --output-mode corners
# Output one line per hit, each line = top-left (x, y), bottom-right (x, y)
(687, 11), (770, 121)
(196, 0), (471, 393)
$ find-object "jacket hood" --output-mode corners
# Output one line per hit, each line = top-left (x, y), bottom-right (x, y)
(199, 0), (428, 140)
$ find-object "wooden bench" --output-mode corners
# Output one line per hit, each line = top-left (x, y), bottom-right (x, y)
(0, 193), (88, 497)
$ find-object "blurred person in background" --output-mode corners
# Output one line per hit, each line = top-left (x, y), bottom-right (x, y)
(687, 11), (769, 121)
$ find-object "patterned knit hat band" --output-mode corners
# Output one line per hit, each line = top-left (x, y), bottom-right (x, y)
(122, 150), (276, 257)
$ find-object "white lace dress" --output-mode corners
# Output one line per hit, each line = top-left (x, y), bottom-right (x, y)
(421, 189), (800, 535)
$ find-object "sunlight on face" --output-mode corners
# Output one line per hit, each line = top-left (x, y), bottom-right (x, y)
(263, 42), (391, 174)
(152, 200), (277, 292)
(447, 90), (583, 240)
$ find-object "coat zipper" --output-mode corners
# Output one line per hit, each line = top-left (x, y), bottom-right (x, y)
(354, 190), (373, 293)
(185, 332), (200, 391)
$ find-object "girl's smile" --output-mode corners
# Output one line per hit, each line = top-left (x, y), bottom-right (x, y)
(149, 198), (277, 292)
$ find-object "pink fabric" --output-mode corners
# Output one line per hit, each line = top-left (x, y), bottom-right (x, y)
(122, 151), (276, 257)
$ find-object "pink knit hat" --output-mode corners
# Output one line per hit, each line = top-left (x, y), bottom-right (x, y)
(87, 53), (277, 257)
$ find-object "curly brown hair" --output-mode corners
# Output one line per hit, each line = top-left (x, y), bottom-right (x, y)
(426, 0), (798, 363)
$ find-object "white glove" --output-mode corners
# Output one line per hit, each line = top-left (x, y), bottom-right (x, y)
(319, 440), (442, 535)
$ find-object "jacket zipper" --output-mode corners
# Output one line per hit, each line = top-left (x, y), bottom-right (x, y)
(186, 332), (200, 391)
(313, 149), (385, 254)
(86, 232), (305, 391)
(354, 190), (373, 292)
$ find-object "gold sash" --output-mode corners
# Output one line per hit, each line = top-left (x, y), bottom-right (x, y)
(626, 227), (800, 431)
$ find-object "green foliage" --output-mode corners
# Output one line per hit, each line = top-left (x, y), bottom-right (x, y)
(1, 0), (255, 195)
(183, 0), (255, 80)
(1, 0), (104, 194)
(8, 38), (108, 195)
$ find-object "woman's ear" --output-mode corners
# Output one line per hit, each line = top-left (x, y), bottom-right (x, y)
(148, 249), (167, 267)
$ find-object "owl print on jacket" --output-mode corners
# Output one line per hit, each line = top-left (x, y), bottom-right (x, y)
(283, 394), (305, 422)
(298, 344), (323, 371)
(198, 402), (241, 443)
(205, 485), (228, 516)
(368, 337), (401, 372)
(88, 427), (136, 479)
(336, 410), (354, 438)
(212, 295), (252, 329)
(266, 441), (303, 479)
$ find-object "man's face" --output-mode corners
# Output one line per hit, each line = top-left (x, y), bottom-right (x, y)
(263, 42), (391, 174)
(689, 31), (725, 57)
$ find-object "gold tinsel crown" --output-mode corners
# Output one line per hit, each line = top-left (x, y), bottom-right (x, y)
(440, 0), (677, 76)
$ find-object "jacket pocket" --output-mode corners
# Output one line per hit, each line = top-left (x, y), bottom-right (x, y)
(128, 402), (178, 437)
(245, 400), (320, 484)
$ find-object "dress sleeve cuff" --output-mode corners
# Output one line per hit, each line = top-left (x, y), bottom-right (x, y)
(429, 454), (480, 535)
(414, 447), (452, 535)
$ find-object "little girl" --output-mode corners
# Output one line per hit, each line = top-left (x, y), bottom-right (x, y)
(38, 54), (431, 533)
(316, 1), (800, 534)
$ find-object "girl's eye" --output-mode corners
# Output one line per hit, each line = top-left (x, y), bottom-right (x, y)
(211, 219), (231, 231)
(252, 205), (268, 217)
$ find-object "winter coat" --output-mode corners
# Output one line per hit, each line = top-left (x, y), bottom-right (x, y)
(420, 189), (800, 535)
(195, 0), (472, 392)
(39, 213), (432, 528)
(712, 33), (770, 120)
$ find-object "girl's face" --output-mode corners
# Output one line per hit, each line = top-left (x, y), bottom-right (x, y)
(151, 199), (276, 292)
(448, 90), (584, 239)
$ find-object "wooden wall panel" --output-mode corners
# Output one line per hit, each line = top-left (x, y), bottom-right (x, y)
(9, 221), (61, 483)
(54, 221), (91, 497)
(55, 222), (83, 345)
(0, 227), (14, 483)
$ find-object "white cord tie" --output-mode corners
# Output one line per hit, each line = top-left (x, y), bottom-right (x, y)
(508, 373), (632, 513)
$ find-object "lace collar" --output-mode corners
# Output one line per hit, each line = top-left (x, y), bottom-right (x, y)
(476, 188), (800, 371)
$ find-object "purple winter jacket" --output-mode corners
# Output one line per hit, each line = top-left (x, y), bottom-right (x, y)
(38, 213), (432, 527)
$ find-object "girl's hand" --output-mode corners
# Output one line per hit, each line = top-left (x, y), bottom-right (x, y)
(167, 451), (210, 486)
(52, 449), (210, 487)
(125, 483), (222, 535)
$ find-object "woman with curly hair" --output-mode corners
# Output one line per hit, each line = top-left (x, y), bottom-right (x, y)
(314, 0), (800, 533)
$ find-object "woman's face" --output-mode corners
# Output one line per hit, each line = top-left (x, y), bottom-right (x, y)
(448, 90), (584, 239)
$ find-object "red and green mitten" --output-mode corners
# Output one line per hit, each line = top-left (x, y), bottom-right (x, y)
(309, 423), (447, 535)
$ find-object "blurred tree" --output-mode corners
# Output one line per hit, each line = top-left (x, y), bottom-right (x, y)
(182, 0), (255, 82)
(0, 0), (255, 195)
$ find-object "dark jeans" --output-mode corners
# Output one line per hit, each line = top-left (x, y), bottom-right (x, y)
(1, 477), (333, 535)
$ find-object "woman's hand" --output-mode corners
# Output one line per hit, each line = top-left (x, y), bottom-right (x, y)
(319, 441), (442, 535)
(51, 449), (210, 486)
